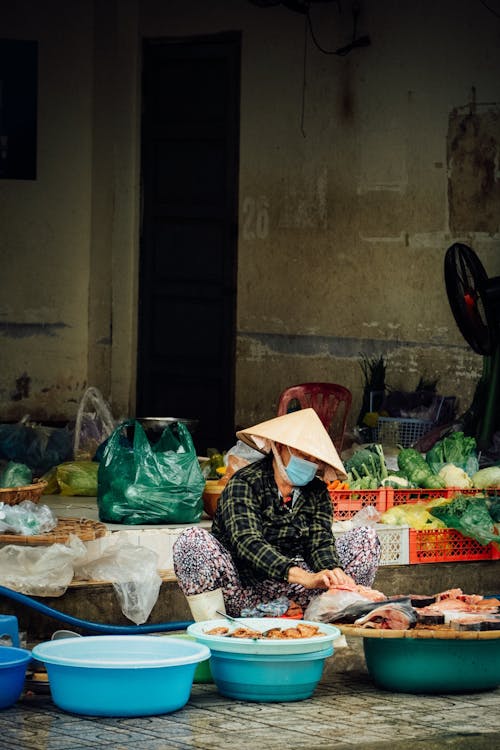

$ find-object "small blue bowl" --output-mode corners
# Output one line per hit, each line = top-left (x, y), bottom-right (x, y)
(209, 645), (334, 702)
(0, 646), (32, 709)
(32, 635), (210, 717)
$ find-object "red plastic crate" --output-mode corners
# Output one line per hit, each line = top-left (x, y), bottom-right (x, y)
(409, 528), (495, 564)
(385, 488), (452, 508)
(328, 488), (387, 521)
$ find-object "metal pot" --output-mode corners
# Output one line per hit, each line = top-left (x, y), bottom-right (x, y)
(137, 417), (199, 434)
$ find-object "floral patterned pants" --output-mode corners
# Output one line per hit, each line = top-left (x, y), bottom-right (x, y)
(173, 526), (381, 617)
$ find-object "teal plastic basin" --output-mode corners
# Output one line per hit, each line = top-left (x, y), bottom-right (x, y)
(32, 635), (210, 716)
(364, 637), (500, 693)
(209, 645), (334, 702)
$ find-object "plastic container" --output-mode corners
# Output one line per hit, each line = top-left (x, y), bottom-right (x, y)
(208, 645), (334, 702)
(188, 618), (340, 702)
(187, 618), (341, 655)
(31, 635), (210, 717)
(363, 636), (500, 693)
(162, 633), (212, 683)
(408, 528), (495, 564)
(0, 646), (32, 709)
(370, 417), (435, 448)
(375, 524), (410, 565)
(385, 488), (452, 507)
(328, 488), (387, 521)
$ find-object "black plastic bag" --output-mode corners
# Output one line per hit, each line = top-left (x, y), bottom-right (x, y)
(97, 420), (204, 524)
(0, 419), (73, 476)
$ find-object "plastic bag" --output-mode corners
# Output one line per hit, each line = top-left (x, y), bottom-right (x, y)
(97, 420), (204, 524)
(351, 505), (380, 528)
(380, 503), (446, 529)
(429, 495), (500, 545)
(74, 542), (162, 624)
(73, 387), (116, 461)
(0, 500), (57, 535)
(224, 440), (263, 479)
(304, 589), (383, 623)
(0, 534), (88, 596)
(41, 461), (99, 496)
(0, 461), (32, 488)
(0, 417), (73, 475)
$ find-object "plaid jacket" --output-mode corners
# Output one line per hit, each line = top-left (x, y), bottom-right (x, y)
(211, 454), (339, 584)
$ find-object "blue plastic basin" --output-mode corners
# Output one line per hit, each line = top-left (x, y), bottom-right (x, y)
(31, 635), (210, 716)
(364, 637), (500, 693)
(209, 645), (334, 702)
(0, 646), (32, 709)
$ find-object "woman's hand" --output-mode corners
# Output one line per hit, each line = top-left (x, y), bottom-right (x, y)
(287, 566), (356, 589)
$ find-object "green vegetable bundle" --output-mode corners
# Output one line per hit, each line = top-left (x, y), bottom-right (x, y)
(344, 444), (388, 489)
(397, 448), (446, 489)
(426, 431), (477, 472)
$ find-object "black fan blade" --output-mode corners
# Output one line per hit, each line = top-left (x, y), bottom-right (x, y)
(444, 243), (496, 356)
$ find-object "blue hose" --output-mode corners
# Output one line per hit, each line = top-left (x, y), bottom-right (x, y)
(0, 585), (194, 635)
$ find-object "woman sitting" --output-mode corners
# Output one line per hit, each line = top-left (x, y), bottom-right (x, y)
(173, 408), (381, 620)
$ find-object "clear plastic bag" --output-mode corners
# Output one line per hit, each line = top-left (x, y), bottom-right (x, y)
(73, 387), (116, 461)
(0, 534), (88, 596)
(74, 541), (162, 624)
(350, 505), (381, 528)
(0, 500), (57, 535)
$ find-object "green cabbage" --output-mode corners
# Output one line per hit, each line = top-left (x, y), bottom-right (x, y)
(472, 466), (500, 489)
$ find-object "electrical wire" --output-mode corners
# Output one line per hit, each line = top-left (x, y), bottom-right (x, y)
(300, 13), (308, 137)
(306, 3), (370, 56)
(479, 0), (500, 18)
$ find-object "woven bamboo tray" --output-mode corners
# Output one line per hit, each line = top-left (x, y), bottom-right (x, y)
(0, 517), (109, 546)
(338, 623), (500, 640)
(0, 480), (47, 506)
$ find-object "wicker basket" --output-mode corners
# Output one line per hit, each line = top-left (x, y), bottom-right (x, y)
(0, 517), (109, 546)
(0, 480), (47, 506)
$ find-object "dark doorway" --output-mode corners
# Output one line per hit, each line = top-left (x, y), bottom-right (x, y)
(138, 34), (240, 454)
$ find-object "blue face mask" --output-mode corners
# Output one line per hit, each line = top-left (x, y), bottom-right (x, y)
(285, 449), (318, 486)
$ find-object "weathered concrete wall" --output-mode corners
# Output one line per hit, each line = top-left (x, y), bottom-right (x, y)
(0, 0), (499, 441)
(0, 2), (94, 421)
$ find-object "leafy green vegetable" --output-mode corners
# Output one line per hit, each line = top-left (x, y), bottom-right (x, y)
(397, 448), (445, 489)
(472, 466), (500, 489)
(344, 444), (388, 488)
(426, 431), (477, 470)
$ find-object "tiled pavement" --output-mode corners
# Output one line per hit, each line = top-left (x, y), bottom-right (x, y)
(2, 645), (500, 750)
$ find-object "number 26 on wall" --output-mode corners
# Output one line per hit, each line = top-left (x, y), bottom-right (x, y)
(242, 196), (270, 240)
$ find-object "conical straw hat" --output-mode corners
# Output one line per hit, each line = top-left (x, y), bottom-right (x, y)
(236, 408), (347, 480)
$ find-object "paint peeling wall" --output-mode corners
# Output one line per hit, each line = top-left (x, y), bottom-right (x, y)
(0, 0), (499, 441)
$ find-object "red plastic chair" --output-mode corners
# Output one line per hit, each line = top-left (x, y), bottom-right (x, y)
(277, 382), (352, 451)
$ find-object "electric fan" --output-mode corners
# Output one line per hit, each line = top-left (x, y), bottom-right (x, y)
(444, 243), (500, 449)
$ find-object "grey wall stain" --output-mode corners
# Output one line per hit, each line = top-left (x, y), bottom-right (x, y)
(0, 322), (69, 338)
(11, 372), (31, 401)
(447, 105), (500, 234)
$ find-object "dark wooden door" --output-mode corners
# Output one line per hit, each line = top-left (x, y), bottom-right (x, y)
(138, 34), (240, 454)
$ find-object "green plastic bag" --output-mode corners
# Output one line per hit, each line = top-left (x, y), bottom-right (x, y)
(429, 494), (500, 546)
(0, 461), (32, 488)
(97, 420), (204, 524)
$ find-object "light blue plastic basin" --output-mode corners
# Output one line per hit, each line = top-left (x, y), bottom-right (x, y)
(209, 645), (334, 702)
(31, 635), (210, 716)
(364, 637), (500, 693)
(0, 646), (32, 709)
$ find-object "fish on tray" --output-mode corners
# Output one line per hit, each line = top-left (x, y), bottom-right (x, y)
(352, 600), (417, 630)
